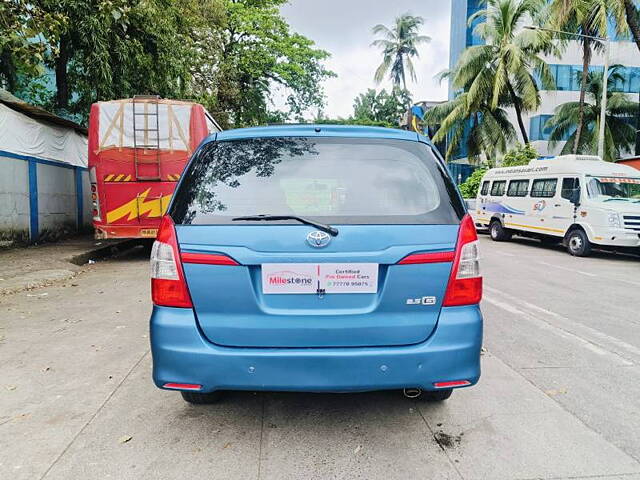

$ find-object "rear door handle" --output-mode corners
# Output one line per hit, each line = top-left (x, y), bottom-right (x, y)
(554, 204), (561, 207)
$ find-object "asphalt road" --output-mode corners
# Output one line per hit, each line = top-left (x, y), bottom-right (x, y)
(1, 238), (639, 480)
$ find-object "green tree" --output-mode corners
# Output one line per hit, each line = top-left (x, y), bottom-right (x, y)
(546, 0), (624, 153)
(352, 87), (409, 125)
(457, 143), (537, 198)
(429, 0), (553, 162)
(459, 168), (488, 198)
(194, 0), (334, 128)
(371, 13), (430, 93)
(619, 0), (640, 54)
(5, 0), (221, 121)
(4, 0), (334, 127)
(501, 142), (538, 166)
(459, 0), (555, 143)
(0, 2), (64, 91)
(425, 91), (517, 163)
(312, 116), (398, 129)
(545, 68), (638, 161)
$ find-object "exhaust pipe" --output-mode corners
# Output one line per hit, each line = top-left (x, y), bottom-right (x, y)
(403, 388), (422, 398)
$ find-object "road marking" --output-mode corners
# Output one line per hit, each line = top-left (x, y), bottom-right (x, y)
(602, 276), (640, 288)
(484, 288), (636, 366)
(483, 296), (525, 316)
(515, 296), (640, 359)
(483, 296), (632, 365)
(537, 261), (597, 277)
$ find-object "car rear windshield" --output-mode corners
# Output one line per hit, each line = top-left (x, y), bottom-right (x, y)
(170, 137), (463, 225)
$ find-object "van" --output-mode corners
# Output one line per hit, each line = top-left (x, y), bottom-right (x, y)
(149, 125), (483, 404)
(476, 155), (640, 256)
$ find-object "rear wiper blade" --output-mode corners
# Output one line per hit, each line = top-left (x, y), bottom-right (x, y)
(232, 214), (339, 236)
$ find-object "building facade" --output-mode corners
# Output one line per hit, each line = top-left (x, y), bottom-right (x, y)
(448, 0), (640, 160)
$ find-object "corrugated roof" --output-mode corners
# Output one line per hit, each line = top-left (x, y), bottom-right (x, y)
(0, 89), (87, 135)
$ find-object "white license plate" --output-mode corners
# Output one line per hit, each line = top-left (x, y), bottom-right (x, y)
(261, 263), (378, 294)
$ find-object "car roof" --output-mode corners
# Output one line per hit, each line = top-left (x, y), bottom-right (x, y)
(209, 124), (425, 143)
(484, 156), (640, 178)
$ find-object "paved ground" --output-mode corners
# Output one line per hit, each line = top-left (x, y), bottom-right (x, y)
(1, 237), (639, 480)
(0, 235), (136, 295)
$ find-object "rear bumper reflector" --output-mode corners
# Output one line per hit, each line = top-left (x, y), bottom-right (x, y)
(181, 252), (239, 266)
(433, 380), (471, 388)
(163, 383), (202, 390)
(397, 251), (455, 264)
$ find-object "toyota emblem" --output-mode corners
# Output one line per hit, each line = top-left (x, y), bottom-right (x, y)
(306, 230), (331, 248)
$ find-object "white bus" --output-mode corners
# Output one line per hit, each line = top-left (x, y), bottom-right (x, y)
(475, 155), (640, 256)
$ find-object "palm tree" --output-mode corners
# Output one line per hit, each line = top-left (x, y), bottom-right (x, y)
(371, 14), (431, 92)
(454, 0), (555, 144)
(545, 67), (638, 161)
(425, 92), (517, 163)
(546, 0), (627, 154)
(620, 0), (640, 52)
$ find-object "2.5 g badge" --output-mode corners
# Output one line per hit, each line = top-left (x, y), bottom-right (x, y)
(406, 296), (437, 306)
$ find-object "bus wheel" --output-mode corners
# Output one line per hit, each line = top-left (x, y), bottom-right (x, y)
(490, 220), (512, 242)
(566, 229), (591, 257)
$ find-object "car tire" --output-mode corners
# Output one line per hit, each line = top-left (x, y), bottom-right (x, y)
(181, 390), (223, 404)
(566, 229), (592, 257)
(421, 389), (453, 402)
(490, 220), (512, 242)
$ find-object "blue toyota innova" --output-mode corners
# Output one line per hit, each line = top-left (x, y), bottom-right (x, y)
(150, 125), (483, 404)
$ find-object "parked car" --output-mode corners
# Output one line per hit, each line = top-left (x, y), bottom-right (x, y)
(475, 154), (640, 256)
(149, 125), (483, 404)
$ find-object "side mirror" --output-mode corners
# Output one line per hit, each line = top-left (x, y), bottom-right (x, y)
(569, 188), (581, 205)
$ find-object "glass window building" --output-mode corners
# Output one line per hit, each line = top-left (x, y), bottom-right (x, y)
(447, 0), (640, 160)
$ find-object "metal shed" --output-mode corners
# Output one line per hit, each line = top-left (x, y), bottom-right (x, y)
(0, 89), (90, 243)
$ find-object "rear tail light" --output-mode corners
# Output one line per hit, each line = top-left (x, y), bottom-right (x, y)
(397, 251), (455, 264)
(181, 252), (239, 266)
(433, 380), (471, 388)
(163, 383), (202, 390)
(90, 184), (101, 221)
(443, 214), (482, 306)
(89, 168), (101, 221)
(151, 215), (193, 308)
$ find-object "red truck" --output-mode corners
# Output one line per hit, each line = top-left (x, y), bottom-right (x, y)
(88, 96), (220, 239)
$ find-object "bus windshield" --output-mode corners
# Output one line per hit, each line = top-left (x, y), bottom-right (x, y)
(586, 176), (640, 202)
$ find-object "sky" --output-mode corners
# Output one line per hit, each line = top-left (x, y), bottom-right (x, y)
(279, 0), (452, 118)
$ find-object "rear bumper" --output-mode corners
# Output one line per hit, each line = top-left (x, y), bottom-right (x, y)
(150, 305), (483, 393)
(94, 224), (159, 239)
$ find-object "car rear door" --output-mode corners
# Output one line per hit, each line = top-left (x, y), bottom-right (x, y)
(171, 134), (464, 348)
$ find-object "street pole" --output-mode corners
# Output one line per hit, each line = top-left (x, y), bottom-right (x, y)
(636, 88), (640, 156)
(597, 39), (610, 160)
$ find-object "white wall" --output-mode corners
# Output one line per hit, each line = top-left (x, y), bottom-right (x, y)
(37, 163), (77, 234)
(0, 101), (90, 243)
(0, 155), (29, 240)
(0, 156), (91, 243)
